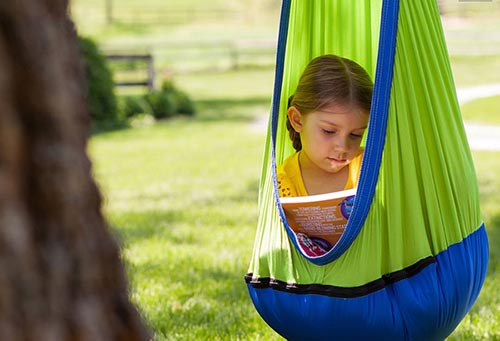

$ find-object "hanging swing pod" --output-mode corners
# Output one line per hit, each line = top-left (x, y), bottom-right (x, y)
(245, 1), (489, 340)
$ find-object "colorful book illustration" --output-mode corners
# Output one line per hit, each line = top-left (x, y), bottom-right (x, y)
(280, 188), (357, 250)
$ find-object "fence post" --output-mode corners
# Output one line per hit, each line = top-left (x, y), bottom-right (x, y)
(105, 0), (113, 24)
(230, 42), (239, 70)
(147, 54), (155, 91)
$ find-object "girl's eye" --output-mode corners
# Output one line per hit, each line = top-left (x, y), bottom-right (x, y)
(322, 129), (336, 135)
(350, 133), (364, 139)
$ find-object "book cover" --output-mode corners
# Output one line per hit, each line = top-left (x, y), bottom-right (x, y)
(280, 188), (357, 250)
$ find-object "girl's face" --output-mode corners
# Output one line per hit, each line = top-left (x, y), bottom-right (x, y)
(288, 102), (369, 175)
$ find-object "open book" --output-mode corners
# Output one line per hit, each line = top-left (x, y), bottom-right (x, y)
(280, 188), (357, 250)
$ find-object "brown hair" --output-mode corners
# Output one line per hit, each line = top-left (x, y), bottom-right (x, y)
(287, 54), (373, 151)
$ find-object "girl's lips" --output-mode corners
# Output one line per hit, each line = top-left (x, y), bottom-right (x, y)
(327, 157), (345, 163)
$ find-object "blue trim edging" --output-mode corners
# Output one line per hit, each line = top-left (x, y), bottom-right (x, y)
(270, 0), (401, 264)
(334, 0), (400, 259)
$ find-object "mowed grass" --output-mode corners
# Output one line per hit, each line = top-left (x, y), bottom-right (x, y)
(71, 0), (281, 78)
(88, 111), (500, 340)
(461, 95), (500, 125)
(450, 55), (500, 87)
(77, 0), (499, 338)
(89, 117), (282, 340)
(450, 151), (500, 340)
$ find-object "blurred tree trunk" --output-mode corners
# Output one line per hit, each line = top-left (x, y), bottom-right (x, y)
(0, 1), (149, 340)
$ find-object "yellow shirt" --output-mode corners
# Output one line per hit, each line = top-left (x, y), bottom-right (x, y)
(277, 151), (363, 197)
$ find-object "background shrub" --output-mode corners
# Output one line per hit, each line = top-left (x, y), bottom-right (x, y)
(120, 95), (153, 118)
(143, 80), (196, 119)
(145, 90), (177, 119)
(79, 36), (119, 126)
(170, 89), (196, 116)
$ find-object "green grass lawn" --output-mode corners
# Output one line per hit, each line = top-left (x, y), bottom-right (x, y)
(449, 151), (500, 340)
(71, 0), (276, 36)
(72, 0), (500, 88)
(89, 117), (281, 340)
(71, 0), (280, 71)
(461, 95), (500, 125)
(88, 110), (500, 340)
(450, 55), (500, 87)
(77, 1), (499, 338)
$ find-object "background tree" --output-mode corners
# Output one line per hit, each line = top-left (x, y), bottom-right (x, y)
(0, 1), (149, 339)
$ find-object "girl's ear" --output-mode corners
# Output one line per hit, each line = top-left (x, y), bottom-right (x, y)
(287, 106), (303, 133)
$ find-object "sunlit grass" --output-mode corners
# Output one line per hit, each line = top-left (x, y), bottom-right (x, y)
(88, 112), (499, 340)
(89, 117), (283, 339)
(79, 0), (499, 338)
(175, 69), (275, 102)
(461, 95), (500, 125)
(450, 55), (500, 87)
(448, 151), (500, 340)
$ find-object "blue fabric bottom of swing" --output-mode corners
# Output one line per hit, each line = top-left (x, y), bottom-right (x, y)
(247, 224), (488, 341)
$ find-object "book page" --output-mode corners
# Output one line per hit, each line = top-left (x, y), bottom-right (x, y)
(280, 190), (356, 249)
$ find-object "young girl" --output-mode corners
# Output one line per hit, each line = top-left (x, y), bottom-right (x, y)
(277, 54), (373, 255)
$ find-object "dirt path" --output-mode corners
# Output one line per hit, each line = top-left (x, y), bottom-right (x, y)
(456, 83), (500, 105)
(465, 123), (500, 151)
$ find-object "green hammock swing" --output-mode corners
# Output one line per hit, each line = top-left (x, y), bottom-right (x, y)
(245, 0), (489, 340)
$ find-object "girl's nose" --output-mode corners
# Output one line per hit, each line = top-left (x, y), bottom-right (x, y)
(334, 136), (350, 152)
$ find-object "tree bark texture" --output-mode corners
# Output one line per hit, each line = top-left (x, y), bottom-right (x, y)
(0, 1), (150, 340)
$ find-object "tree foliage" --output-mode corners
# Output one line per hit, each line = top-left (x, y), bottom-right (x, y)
(79, 36), (119, 126)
